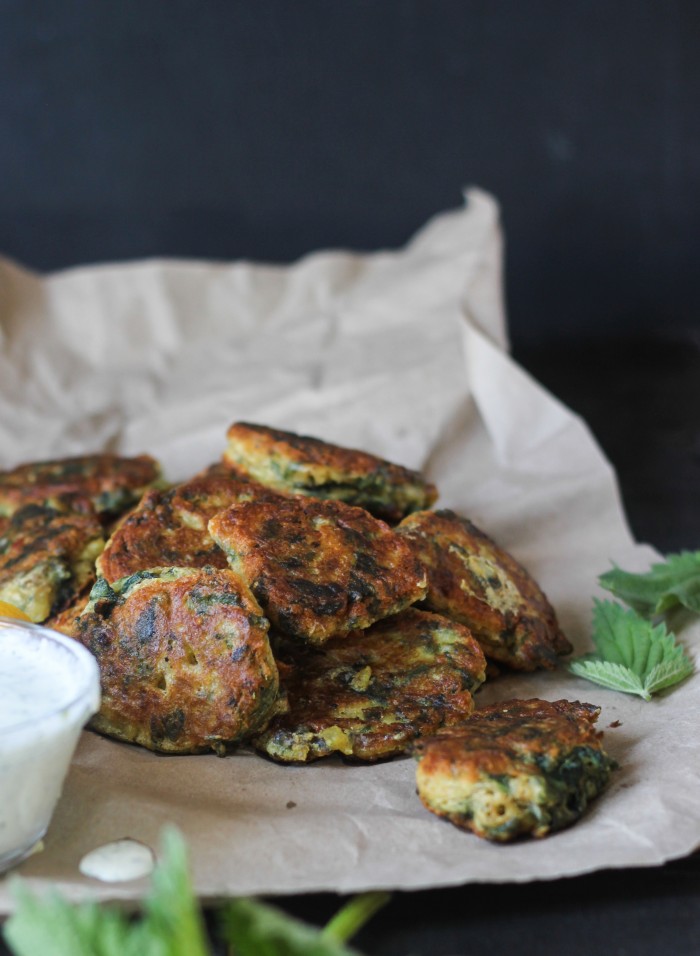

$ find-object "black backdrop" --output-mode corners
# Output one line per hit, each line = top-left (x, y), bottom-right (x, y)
(1, 0), (698, 348)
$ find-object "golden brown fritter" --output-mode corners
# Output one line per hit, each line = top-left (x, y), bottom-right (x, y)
(254, 609), (487, 763)
(0, 503), (104, 622)
(0, 453), (162, 520)
(223, 422), (437, 522)
(397, 509), (571, 671)
(413, 698), (616, 841)
(73, 566), (279, 754)
(209, 496), (427, 645)
(97, 472), (282, 583)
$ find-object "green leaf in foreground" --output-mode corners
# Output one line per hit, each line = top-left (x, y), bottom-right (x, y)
(221, 893), (388, 956)
(3, 828), (209, 956)
(2, 889), (137, 956)
(141, 827), (210, 956)
(569, 599), (694, 701)
(599, 551), (700, 617)
(321, 892), (390, 945)
(2, 827), (386, 956)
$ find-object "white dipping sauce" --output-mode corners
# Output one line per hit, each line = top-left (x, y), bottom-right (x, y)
(0, 621), (100, 872)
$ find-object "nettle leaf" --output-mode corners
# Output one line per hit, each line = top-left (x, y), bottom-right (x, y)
(3, 887), (144, 956)
(592, 600), (671, 671)
(569, 599), (694, 701)
(644, 654), (695, 696)
(569, 658), (649, 699)
(599, 551), (700, 617)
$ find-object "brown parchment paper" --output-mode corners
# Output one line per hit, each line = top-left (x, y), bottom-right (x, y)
(0, 189), (698, 909)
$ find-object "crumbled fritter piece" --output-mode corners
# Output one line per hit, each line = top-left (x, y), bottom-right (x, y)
(209, 497), (427, 645)
(223, 422), (437, 522)
(254, 608), (486, 763)
(397, 509), (572, 670)
(97, 472), (281, 583)
(413, 698), (616, 841)
(0, 503), (104, 622)
(0, 454), (162, 520)
(73, 566), (279, 754)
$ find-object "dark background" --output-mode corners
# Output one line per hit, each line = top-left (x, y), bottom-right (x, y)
(1, 0), (698, 350)
(2, 6), (700, 954)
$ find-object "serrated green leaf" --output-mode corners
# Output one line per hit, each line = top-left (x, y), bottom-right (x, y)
(569, 599), (694, 701)
(569, 658), (650, 700)
(3, 886), (137, 956)
(644, 654), (695, 696)
(599, 551), (700, 617)
(591, 600), (671, 675)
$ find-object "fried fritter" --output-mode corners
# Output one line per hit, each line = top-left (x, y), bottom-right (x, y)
(97, 472), (281, 583)
(209, 497), (427, 645)
(254, 609), (487, 763)
(413, 698), (616, 841)
(223, 422), (437, 522)
(0, 454), (162, 520)
(0, 503), (104, 622)
(45, 586), (92, 635)
(397, 509), (571, 671)
(73, 566), (279, 754)
(0, 489), (96, 517)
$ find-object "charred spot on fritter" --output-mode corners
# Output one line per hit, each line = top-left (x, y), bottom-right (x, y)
(413, 698), (616, 841)
(97, 471), (282, 583)
(209, 497), (427, 645)
(223, 422), (437, 523)
(397, 510), (571, 671)
(254, 608), (486, 763)
(0, 454), (162, 521)
(0, 503), (104, 622)
(73, 566), (279, 754)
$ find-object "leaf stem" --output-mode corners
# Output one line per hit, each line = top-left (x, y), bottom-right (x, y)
(320, 892), (391, 944)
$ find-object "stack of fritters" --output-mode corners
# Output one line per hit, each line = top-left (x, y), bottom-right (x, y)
(5, 424), (578, 786)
